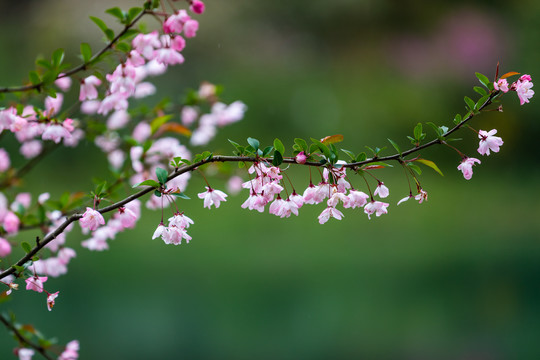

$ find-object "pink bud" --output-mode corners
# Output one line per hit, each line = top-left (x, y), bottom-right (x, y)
(0, 237), (11, 257)
(295, 151), (307, 164)
(190, 0), (205, 14)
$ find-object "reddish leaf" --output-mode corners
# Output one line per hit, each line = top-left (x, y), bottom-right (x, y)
(161, 123), (192, 136)
(320, 134), (344, 145)
(500, 72), (520, 80)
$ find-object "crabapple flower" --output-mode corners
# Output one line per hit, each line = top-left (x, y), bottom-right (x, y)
(55, 74), (72, 92)
(44, 93), (63, 116)
(20, 140), (43, 159)
(241, 193), (267, 212)
(344, 190), (369, 209)
(190, 0), (205, 14)
(514, 78), (534, 105)
(58, 340), (80, 360)
(415, 189), (428, 204)
(198, 187), (228, 209)
(183, 19), (199, 38)
(364, 201), (389, 219)
(6, 281), (18, 295)
(295, 151), (307, 164)
(0, 148), (10, 171)
(374, 182), (389, 198)
(42, 121), (73, 144)
(478, 129), (503, 156)
(25, 276), (47, 293)
(3, 211), (20, 234)
(227, 176), (244, 195)
(79, 207), (105, 231)
(318, 206), (344, 224)
(0, 237), (11, 257)
(169, 213), (194, 229)
(79, 75), (102, 101)
(152, 224), (166, 240)
(17, 348), (35, 360)
(47, 291), (59, 311)
(457, 157), (481, 180)
(494, 78), (509, 93)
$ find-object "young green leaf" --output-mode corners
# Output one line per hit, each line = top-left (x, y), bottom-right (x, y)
(247, 137), (260, 151)
(272, 150), (283, 166)
(475, 72), (491, 88)
(170, 192), (190, 200)
(341, 149), (356, 161)
(51, 48), (65, 68)
(149, 114), (174, 134)
(416, 158), (444, 176)
(132, 179), (160, 188)
(29, 71), (41, 85)
(356, 152), (367, 162)
(464, 96), (476, 111)
(387, 138), (402, 155)
(453, 113), (462, 125)
(473, 86), (487, 96)
(294, 138), (308, 152)
(273, 138), (285, 155)
(155, 167), (168, 185)
(127, 7), (143, 22)
(105, 7), (126, 22)
(262, 146), (274, 157)
(21, 242), (32, 254)
(407, 162), (422, 175)
(89, 16), (109, 34)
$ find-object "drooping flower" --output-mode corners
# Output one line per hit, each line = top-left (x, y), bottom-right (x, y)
(198, 187), (228, 209)
(17, 348), (35, 360)
(415, 189), (428, 204)
(47, 291), (59, 311)
(318, 206), (344, 224)
(364, 201), (389, 219)
(25, 276), (47, 293)
(477, 129), (503, 156)
(512, 75), (534, 105)
(345, 189), (369, 209)
(493, 78), (509, 93)
(457, 157), (481, 180)
(374, 182), (389, 198)
(79, 207), (105, 231)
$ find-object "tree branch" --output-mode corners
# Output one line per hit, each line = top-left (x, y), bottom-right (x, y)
(0, 314), (54, 360)
(0, 9), (149, 94)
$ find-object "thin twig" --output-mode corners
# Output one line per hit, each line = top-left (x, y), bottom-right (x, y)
(0, 314), (54, 360)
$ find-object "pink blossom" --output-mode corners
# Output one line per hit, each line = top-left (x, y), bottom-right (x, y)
(115, 206), (138, 228)
(134, 82), (156, 98)
(81, 236), (109, 251)
(97, 92), (129, 115)
(198, 187), (228, 209)
(25, 276), (47, 293)
(374, 182), (389, 198)
(279, 199), (300, 218)
(318, 206), (344, 224)
(47, 291), (59, 311)
(457, 157), (481, 180)
(38, 193), (50, 204)
(132, 122), (152, 142)
(344, 189), (369, 209)
(17, 348), (35, 360)
(57, 248), (76, 264)
(162, 225), (192, 245)
(514, 78), (534, 105)
(55, 74), (72, 92)
(183, 19), (199, 38)
(241, 193), (267, 212)
(168, 213), (194, 229)
(181, 106), (198, 125)
(107, 110), (131, 130)
(227, 176), (244, 195)
(108, 149), (125, 170)
(212, 101), (247, 126)
(163, 10), (190, 34)
(262, 180), (283, 196)
(58, 340), (80, 360)
(198, 82), (216, 99)
(41, 124), (72, 144)
(493, 78), (509, 93)
(79, 207), (105, 231)
(81, 100), (100, 114)
(0, 148), (10, 171)
(6, 281), (18, 295)
(415, 189), (428, 204)
(190, 0), (205, 14)
(44, 93), (63, 116)
(127, 50), (146, 67)
(295, 151), (307, 164)
(327, 190), (349, 208)
(477, 129), (503, 156)
(20, 140), (43, 159)
(132, 31), (162, 59)
(11, 193), (31, 211)
(364, 201), (389, 219)
(289, 192), (304, 208)
(0, 237), (11, 257)
(3, 211), (20, 234)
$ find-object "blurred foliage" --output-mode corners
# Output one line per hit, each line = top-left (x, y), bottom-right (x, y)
(0, 0), (539, 359)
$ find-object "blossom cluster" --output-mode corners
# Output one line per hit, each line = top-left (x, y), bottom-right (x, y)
(152, 212), (194, 245)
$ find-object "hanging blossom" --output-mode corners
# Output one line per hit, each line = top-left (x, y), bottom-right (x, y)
(198, 187), (228, 209)
(152, 212), (194, 245)
(477, 129), (503, 156)
(511, 74), (534, 105)
(79, 207), (105, 231)
(457, 157), (481, 180)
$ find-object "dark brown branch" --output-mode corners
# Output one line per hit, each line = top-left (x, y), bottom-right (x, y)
(0, 9), (149, 94)
(0, 314), (54, 360)
(0, 92), (499, 281)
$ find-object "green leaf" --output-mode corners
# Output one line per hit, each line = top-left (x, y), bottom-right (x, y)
(95, 181), (107, 196)
(118, 29), (140, 41)
(89, 16), (109, 33)
(105, 29), (115, 41)
(247, 137), (259, 151)
(12, 265), (25, 273)
(127, 7), (143, 22)
(356, 152), (367, 162)
(115, 42), (131, 53)
(272, 150), (283, 166)
(475, 72), (491, 88)
(413, 123), (423, 141)
(106, 7), (126, 21)
(170, 192), (190, 200)
(21, 242), (32, 254)
(132, 179), (160, 188)
(453, 113), (462, 125)
(407, 162), (422, 175)
(36, 59), (52, 70)
(464, 96), (476, 111)
(416, 158), (444, 176)
(262, 146), (274, 157)
(294, 138), (308, 152)
(476, 95), (490, 109)
(387, 138), (402, 155)
(154, 190), (162, 197)
(273, 138), (285, 155)
(473, 86), (487, 96)
(341, 149), (356, 161)
(150, 114), (174, 134)
(155, 167), (168, 185)
(80, 43), (92, 62)
(29, 71), (41, 85)
(51, 48), (65, 68)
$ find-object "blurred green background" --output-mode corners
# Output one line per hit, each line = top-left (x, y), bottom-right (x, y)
(1, 0), (540, 358)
